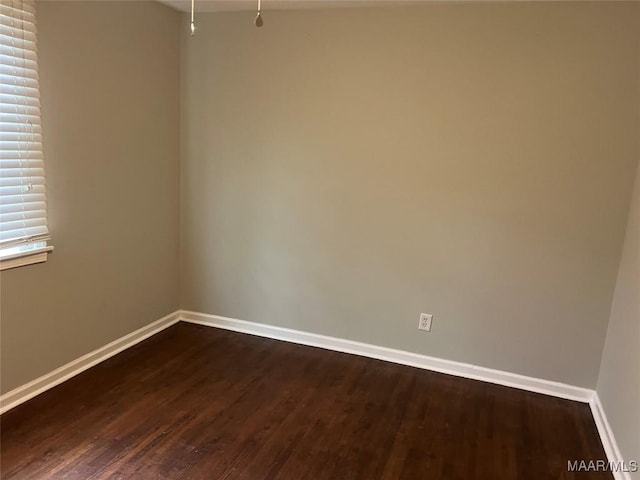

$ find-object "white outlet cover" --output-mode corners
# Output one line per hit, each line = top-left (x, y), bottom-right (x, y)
(418, 313), (433, 331)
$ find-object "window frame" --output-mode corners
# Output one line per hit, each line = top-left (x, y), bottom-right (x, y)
(0, 0), (52, 271)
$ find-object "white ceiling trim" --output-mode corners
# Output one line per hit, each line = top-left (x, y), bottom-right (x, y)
(157, 0), (507, 13)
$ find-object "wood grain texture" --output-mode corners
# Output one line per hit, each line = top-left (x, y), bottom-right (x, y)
(1, 323), (611, 479)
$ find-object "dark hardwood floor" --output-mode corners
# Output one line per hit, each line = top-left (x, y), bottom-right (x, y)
(1, 322), (610, 479)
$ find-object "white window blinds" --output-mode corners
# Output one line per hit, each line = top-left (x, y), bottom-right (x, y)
(0, 0), (50, 264)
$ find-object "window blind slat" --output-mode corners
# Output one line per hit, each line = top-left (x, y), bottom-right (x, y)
(0, 93), (39, 106)
(0, 49), (37, 65)
(0, 73), (38, 87)
(0, 64), (37, 78)
(1, 231), (49, 247)
(1, 215), (46, 229)
(0, 83), (40, 95)
(0, 140), (41, 151)
(0, 106), (40, 118)
(0, 192), (46, 204)
(0, 115), (40, 126)
(0, 35), (35, 48)
(0, 199), (44, 213)
(0, 0), (48, 252)
(0, 2), (36, 16)
(1, 175), (44, 188)
(0, 212), (46, 224)
(0, 164), (43, 174)
(0, 155), (43, 165)
(0, 182), (46, 195)
(0, 134), (42, 143)
(0, 122), (41, 133)
(0, 23), (36, 40)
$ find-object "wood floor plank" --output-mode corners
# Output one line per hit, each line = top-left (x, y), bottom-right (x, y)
(0, 322), (612, 479)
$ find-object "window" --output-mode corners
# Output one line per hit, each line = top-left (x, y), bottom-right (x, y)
(0, 0), (51, 270)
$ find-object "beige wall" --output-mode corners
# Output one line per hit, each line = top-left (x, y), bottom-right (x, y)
(597, 141), (640, 470)
(181, 3), (640, 388)
(1, 1), (637, 397)
(0, 1), (181, 393)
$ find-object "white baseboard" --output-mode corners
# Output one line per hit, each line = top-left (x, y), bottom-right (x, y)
(590, 394), (633, 480)
(0, 310), (181, 415)
(179, 310), (594, 403)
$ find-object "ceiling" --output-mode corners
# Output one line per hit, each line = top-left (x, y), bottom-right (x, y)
(158, 0), (446, 12)
(159, 0), (624, 13)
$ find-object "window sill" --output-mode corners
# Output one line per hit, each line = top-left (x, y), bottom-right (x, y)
(0, 246), (54, 271)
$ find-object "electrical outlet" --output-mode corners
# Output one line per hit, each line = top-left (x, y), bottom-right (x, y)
(418, 313), (433, 331)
